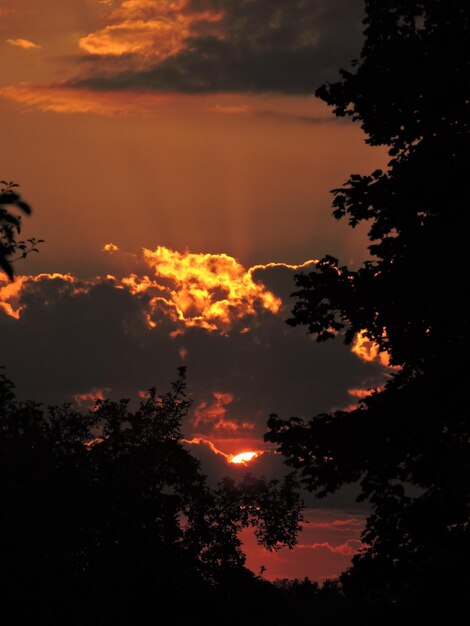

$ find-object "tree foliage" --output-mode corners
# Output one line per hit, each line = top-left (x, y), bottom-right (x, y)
(0, 181), (43, 279)
(267, 0), (470, 611)
(0, 369), (302, 624)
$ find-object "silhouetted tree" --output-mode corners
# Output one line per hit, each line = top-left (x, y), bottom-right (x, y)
(0, 369), (303, 625)
(0, 181), (42, 279)
(267, 0), (470, 616)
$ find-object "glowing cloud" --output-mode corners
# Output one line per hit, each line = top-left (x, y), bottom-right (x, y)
(140, 246), (282, 332)
(79, 0), (222, 59)
(183, 437), (263, 466)
(0, 273), (76, 319)
(0, 85), (171, 116)
(348, 386), (384, 399)
(351, 330), (391, 368)
(103, 242), (120, 252)
(0, 276), (27, 319)
(248, 259), (319, 275)
(182, 436), (231, 461)
(0, 247), (316, 335)
(7, 38), (41, 50)
(74, 388), (111, 408)
(297, 539), (363, 556)
(193, 391), (255, 435)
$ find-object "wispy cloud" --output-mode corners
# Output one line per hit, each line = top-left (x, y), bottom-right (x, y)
(0, 84), (171, 116)
(7, 38), (41, 50)
(193, 391), (255, 435)
(297, 539), (363, 556)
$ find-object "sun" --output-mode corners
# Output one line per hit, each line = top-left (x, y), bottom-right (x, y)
(229, 451), (259, 465)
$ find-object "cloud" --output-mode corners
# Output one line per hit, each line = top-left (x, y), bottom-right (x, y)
(0, 84), (172, 116)
(0, 248), (318, 333)
(70, 0), (364, 95)
(79, 0), (222, 58)
(242, 508), (366, 580)
(183, 436), (264, 466)
(0, 246), (386, 488)
(133, 246), (284, 332)
(74, 387), (111, 408)
(103, 242), (119, 252)
(193, 391), (255, 435)
(351, 330), (391, 368)
(6, 38), (41, 49)
(348, 386), (384, 400)
(297, 538), (363, 556)
(307, 517), (364, 530)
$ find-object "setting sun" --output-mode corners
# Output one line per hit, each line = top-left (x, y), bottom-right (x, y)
(229, 451), (259, 465)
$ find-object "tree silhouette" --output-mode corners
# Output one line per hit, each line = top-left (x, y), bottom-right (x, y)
(0, 369), (303, 625)
(0, 181), (42, 279)
(267, 0), (470, 614)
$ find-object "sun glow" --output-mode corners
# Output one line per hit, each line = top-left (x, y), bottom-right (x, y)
(229, 451), (259, 465)
(183, 438), (262, 466)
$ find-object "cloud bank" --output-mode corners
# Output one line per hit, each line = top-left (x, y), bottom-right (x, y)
(73, 0), (364, 95)
(0, 246), (387, 441)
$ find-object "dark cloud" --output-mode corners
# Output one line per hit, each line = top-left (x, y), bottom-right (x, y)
(0, 261), (386, 512)
(74, 0), (364, 95)
(1, 266), (385, 426)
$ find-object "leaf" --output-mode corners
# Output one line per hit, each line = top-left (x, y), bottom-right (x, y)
(16, 201), (31, 215)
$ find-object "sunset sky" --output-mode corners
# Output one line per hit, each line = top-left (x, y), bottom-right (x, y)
(0, 0), (391, 580)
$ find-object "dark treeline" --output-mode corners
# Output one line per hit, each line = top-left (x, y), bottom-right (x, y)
(267, 0), (470, 621)
(0, 370), (304, 625)
(1, 1), (469, 624)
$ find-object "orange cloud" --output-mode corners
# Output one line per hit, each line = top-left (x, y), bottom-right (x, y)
(0, 247), (313, 335)
(348, 386), (384, 399)
(0, 273), (76, 319)
(297, 539), (363, 556)
(140, 246), (282, 332)
(212, 104), (251, 115)
(351, 330), (391, 367)
(74, 387), (110, 408)
(7, 38), (41, 50)
(103, 242), (119, 252)
(0, 84), (171, 116)
(248, 259), (319, 275)
(0, 276), (27, 319)
(193, 391), (255, 436)
(183, 436), (231, 461)
(183, 436), (263, 466)
(79, 0), (222, 58)
(307, 518), (365, 530)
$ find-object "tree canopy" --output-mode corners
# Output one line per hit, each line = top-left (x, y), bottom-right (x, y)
(0, 369), (303, 624)
(267, 0), (470, 613)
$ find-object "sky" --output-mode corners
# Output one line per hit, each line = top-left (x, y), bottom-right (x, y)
(0, 0), (391, 581)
